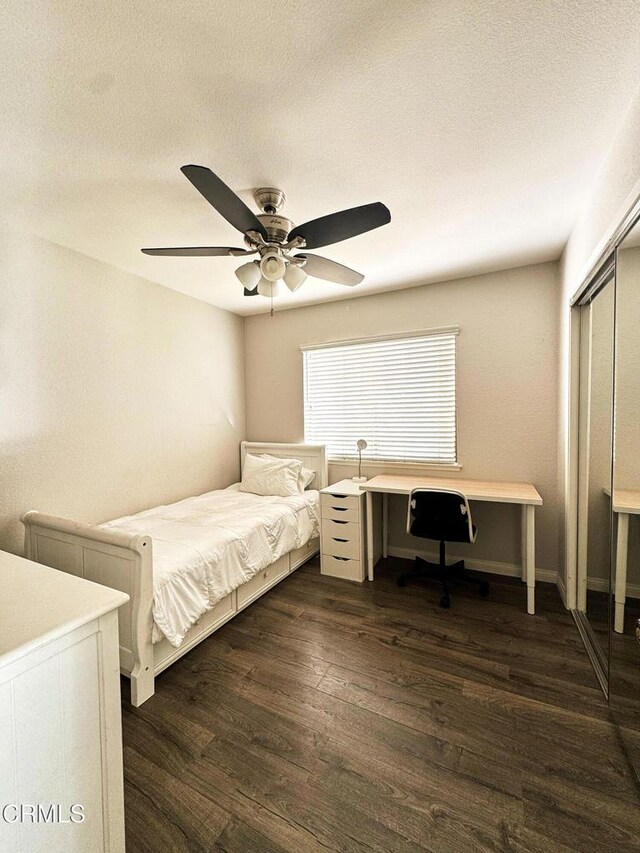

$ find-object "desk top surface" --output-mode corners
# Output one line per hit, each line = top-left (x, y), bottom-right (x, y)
(604, 487), (640, 514)
(359, 474), (543, 505)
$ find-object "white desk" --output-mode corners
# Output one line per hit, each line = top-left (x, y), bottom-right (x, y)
(359, 474), (543, 614)
(605, 487), (640, 633)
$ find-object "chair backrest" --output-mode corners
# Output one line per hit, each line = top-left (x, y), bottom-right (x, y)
(406, 488), (476, 544)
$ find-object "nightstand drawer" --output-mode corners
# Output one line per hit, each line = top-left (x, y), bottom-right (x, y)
(321, 519), (360, 541)
(320, 493), (360, 511)
(321, 504), (360, 523)
(321, 531), (360, 559)
(321, 554), (364, 582)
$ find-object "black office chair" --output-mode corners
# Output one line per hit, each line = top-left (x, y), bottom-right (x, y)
(397, 488), (489, 608)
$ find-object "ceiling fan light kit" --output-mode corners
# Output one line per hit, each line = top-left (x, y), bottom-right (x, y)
(257, 278), (279, 298)
(283, 263), (307, 292)
(141, 164), (391, 302)
(234, 260), (261, 289)
(260, 251), (287, 281)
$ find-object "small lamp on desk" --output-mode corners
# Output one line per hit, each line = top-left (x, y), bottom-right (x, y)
(352, 439), (368, 483)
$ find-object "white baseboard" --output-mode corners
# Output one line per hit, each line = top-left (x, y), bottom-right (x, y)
(387, 546), (558, 585)
(556, 572), (567, 607)
(586, 576), (640, 599)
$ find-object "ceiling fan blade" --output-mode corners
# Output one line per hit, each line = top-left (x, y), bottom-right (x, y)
(243, 286), (259, 296)
(141, 246), (248, 256)
(296, 253), (364, 286)
(288, 202), (390, 250)
(181, 165), (267, 238)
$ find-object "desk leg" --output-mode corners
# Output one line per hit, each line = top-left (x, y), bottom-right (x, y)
(614, 512), (629, 634)
(366, 490), (375, 581)
(520, 505), (527, 582)
(382, 492), (388, 559)
(523, 505), (535, 615)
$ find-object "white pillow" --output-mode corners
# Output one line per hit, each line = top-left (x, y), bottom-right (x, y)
(240, 453), (302, 497)
(299, 465), (316, 489)
(262, 454), (316, 490)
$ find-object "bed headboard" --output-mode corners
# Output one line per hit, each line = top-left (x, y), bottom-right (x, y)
(240, 442), (328, 490)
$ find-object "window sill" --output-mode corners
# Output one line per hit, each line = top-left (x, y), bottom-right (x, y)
(328, 459), (462, 472)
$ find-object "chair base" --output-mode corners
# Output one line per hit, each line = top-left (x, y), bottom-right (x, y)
(397, 555), (489, 608)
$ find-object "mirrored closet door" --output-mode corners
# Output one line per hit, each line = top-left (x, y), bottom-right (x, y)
(610, 215), (640, 777)
(576, 262), (616, 691)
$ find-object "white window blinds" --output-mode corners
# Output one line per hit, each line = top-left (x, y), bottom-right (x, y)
(303, 330), (458, 464)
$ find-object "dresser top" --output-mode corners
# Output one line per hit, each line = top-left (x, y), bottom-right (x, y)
(0, 550), (129, 667)
(321, 479), (367, 496)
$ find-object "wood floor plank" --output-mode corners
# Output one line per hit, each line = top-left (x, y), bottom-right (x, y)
(522, 773), (640, 852)
(214, 816), (309, 853)
(226, 600), (609, 723)
(122, 558), (640, 852)
(316, 663), (636, 802)
(124, 744), (231, 851)
(197, 732), (433, 853)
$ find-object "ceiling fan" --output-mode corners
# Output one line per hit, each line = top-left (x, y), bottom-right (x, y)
(141, 165), (391, 297)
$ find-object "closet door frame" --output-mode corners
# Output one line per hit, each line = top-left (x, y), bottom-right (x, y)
(576, 302), (593, 614)
(572, 262), (615, 696)
(566, 192), (640, 618)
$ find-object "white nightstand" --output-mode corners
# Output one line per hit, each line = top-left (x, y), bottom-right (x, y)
(320, 479), (366, 582)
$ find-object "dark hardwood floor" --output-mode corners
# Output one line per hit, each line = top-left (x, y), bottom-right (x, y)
(121, 558), (640, 852)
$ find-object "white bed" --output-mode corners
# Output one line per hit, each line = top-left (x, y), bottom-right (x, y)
(101, 483), (320, 648)
(21, 442), (327, 706)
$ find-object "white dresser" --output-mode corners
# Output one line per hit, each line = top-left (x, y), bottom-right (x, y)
(0, 550), (129, 853)
(320, 479), (366, 582)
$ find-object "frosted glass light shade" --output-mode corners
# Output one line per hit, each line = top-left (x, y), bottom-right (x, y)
(260, 252), (286, 281)
(257, 277), (280, 298)
(283, 264), (307, 292)
(235, 260), (261, 288)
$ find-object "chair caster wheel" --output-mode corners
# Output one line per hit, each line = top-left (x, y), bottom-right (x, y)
(479, 582), (490, 597)
(440, 595), (450, 609)
(397, 576), (407, 587)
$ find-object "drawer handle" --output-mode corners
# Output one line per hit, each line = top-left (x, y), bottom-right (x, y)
(333, 537), (348, 542)
(331, 520), (348, 525)
(331, 506), (348, 512)
(329, 494), (349, 500)
(334, 556), (349, 561)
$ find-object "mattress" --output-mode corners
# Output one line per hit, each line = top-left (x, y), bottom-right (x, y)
(99, 484), (320, 647)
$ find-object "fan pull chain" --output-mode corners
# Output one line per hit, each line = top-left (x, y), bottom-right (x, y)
(270, 292), (274, 317)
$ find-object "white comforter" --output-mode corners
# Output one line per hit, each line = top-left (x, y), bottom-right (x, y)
(99, 484), (319, 647)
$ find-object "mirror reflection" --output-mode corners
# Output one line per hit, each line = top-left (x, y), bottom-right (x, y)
(610, 217), (640, 767)
(577, 271), (615, 674)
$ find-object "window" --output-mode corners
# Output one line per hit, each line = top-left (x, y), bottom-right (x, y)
(303, 329), (458, 465)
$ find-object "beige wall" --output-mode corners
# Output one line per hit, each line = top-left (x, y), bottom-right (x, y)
(0, 232), (245, 555)
(245, 262), (560, 574)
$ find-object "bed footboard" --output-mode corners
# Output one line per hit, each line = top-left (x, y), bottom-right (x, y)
(21, 510), (155, 706)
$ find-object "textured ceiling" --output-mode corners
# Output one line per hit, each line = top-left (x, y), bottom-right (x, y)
(2, 0), (640, 315)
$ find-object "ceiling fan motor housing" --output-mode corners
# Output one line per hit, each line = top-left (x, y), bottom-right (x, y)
(253, 187), (285, 213)
(257, 214), (293, 243)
